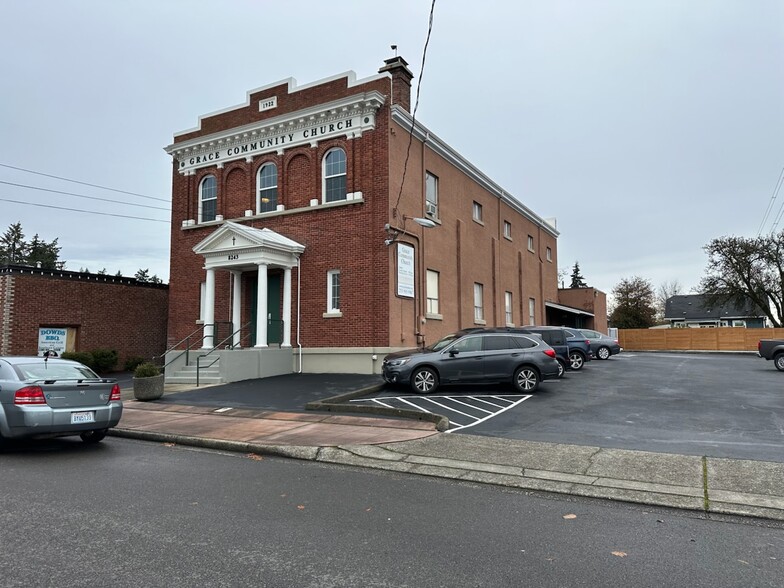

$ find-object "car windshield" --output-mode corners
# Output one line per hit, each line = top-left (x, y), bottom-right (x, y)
(428, 333), (461, 352)
(16, 362), (99, 381)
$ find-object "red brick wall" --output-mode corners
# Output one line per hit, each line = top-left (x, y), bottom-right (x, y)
(0, 270), (168, 368)
(167, 72), (393, 349)
(167, 65), (559, 352)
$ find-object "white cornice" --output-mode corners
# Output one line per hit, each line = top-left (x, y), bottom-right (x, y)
(391, 106), (559, 238)
(173, 70), (391, 138)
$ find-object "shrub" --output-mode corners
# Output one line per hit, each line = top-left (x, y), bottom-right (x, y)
(134, 362), (161, 378)
(91, 348), (118, 373)
(61, 351), (95, 370)
(124, 356), (146, 372)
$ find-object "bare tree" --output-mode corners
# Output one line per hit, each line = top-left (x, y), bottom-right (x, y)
(656, 279), (682, 322)
(700, 232), (783, 327)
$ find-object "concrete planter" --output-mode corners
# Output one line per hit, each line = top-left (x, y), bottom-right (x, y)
(133, 373), (165, 401)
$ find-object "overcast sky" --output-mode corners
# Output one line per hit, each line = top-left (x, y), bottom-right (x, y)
(2, 0), (782, 297)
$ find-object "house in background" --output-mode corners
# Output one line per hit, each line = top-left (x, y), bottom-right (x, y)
(664, 294), (768, 328)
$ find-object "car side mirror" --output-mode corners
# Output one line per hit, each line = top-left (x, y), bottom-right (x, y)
(449, 349), (460, 357)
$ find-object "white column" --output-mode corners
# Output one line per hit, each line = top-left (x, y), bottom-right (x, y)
(202, 267), (216, 349)
(232, 271), (242, 348)
(282, 267), (292, 348)
(255, 264), (268, 347)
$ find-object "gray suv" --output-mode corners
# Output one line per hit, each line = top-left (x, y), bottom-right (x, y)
(382, 328), (561, 394)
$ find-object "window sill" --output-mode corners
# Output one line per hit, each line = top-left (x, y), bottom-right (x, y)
(425, 312), (443, 321)
(474, 319), (486, 325)
(473, 218), (484, 226)
(323, 311), (343, 318)
(503, 235), (513, 242)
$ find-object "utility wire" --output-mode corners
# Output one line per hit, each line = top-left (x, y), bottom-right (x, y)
(392, 0), (437, 215)
(0, 162), (169, 202)
(757, 166), (784, 236)
(0, 180), (171, 211)
(0, 197), (169, 223)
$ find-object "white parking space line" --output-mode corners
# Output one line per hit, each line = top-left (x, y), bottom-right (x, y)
(447, 395), (532, 433)
(350, 394), (532, 433)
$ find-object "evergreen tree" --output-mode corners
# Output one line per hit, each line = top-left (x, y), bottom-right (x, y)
(569, 261), (588, 288)
(27, 234), (62, 269)
(0, 222), (28, 265)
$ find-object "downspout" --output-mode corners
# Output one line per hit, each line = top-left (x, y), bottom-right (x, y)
(296, 256), (302, 373)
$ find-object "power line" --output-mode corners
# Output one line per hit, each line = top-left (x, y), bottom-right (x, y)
(392, 0), (437, 215)
(0, 197), (169, 223)
(0, 180), (171, 211)
(757, 166), (784, 236)
(0, 162), (169, 202)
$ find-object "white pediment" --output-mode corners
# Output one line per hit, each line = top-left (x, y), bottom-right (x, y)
(193, 222), (305, 257)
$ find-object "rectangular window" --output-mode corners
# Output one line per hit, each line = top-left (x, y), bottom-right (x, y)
(527, 235), (535, 252)
(426, 269), (440, 316)
(474, 283), (484, 322)
(425, 172), (438, 218)
(546, 246), (552, 262)
(528, 298), (536, 326)
(327, 270), (341, 313)
(505, 291), (513, 325)
(503, 221), (512, 239)
(472, 201), (483, 223)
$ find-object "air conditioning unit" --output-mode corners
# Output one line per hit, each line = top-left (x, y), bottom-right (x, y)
(425, 201), (437, 217)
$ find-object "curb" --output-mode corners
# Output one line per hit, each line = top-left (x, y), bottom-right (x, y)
(109, 428), (784, 522)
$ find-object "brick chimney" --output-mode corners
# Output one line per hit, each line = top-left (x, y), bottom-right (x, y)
(379, 56), (414, 112)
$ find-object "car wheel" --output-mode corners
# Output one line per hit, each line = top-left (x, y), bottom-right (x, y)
(80, 429), (108, 444)
(596, 346), (611, 360)
(514, 366), (540, 392)
(411, 367), (439, 394)
(775, 353), (784, 372)
(556, 359), (566, 378)
(569, 351), (585, 370)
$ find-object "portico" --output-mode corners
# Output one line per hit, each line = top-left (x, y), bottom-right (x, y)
(193, 222), (305, 350)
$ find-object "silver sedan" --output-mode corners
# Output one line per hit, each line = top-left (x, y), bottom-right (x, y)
(0, 356), (123, 445)
(578, 330), (622, 360)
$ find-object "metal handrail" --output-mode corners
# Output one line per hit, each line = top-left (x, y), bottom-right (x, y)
(195, 320), (255, 386)
(156, 321), (235, 373)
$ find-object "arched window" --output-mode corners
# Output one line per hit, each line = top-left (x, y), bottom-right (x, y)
(257, 163), (278, 213)
(323, 148), (346, 203)
(199, 175), (217, 222)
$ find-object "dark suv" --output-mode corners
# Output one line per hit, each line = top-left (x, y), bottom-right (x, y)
(516, 326), (591, 373)
(382, 328), (561, 394)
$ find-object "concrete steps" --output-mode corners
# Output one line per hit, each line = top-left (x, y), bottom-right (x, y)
(165, 360), (222, 385)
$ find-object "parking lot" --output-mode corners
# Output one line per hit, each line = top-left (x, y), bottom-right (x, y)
(357, 352), (784, 463)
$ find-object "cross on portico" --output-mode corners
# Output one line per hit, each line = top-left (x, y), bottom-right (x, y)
(232, 237), (236, 245)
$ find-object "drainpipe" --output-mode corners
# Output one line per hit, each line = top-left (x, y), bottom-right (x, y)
(296, 256), (302, 373)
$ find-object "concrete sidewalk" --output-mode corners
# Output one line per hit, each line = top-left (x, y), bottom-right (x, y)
(112, 392), (784, 523)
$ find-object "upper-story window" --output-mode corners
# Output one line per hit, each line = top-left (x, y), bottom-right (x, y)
(472, 201), (483, 223)
(527, 235), (535, 252)
(257, 163), (278, 213)
(546, 246), (552, 262)
(503, 221), (512, 239)
(425, 172), (438, 218)
(199, 175), (217, 223)
(323, 148), (347, 203)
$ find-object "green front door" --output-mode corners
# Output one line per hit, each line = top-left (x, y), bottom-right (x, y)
(249, 272), (282, 346)
(267, 273), (282, 344)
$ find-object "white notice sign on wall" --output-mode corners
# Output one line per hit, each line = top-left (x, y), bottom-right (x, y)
(397, 243), (415, 298)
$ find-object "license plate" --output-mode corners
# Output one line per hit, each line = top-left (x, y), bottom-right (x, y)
(71, 411), (95, 424)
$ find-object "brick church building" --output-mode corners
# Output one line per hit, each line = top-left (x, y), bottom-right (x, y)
(163, 56), (601, 381)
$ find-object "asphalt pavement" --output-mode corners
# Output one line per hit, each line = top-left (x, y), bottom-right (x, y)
(112, 373), (784, 522)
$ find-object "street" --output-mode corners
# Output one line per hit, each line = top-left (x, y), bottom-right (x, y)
(1, 437), (782, 587)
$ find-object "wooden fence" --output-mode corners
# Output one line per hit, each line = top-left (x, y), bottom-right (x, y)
(618, 327), (784, 352)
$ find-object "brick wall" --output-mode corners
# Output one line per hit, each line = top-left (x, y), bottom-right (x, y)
(0, 268), (168, 368)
